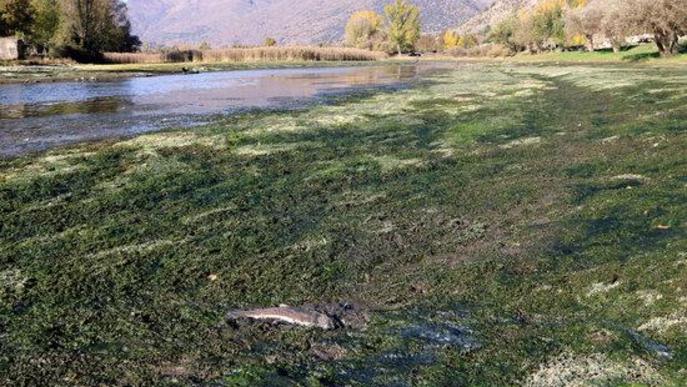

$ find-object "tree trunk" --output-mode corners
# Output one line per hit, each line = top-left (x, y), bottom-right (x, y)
(611, 39), (622, 53)
(585, 35), (594, 52)
(655, 31), (679, 56)
(397, 43), (402, 56)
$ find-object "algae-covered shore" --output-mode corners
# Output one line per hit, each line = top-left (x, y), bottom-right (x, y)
(1, 62), (686, 385)
(0, 60), (387, 85)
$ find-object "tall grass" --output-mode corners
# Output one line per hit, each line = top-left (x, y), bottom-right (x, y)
(445, 44), (512, 58)
(103, 52), (161, 64)
(104, 46), (387, 64)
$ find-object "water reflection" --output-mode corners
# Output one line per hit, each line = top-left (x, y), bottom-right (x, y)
(0, 64), (438, 158)
(0, 97), (130, 119)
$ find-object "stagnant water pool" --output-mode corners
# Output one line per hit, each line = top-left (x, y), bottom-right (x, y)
(0, 63), (446, 158)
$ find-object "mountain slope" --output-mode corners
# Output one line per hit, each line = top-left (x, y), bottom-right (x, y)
(127, 0), (494, 46)
(457, 0), (539, 34)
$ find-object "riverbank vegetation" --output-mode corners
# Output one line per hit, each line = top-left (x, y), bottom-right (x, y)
(1, 62), (686, 385)
(103, 46), (387, 65)
(0, 0), (140, 60)
(455, 0), (687, 58)
(368, 0), (686, 61)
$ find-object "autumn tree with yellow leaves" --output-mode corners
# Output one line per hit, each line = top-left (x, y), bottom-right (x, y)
(442, 30), (459, 49)
(384, 0), (421, 55)
(345, 10), (385, 50)
(344, 1), (421, 54)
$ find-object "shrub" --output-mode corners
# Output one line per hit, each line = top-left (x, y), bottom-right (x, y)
(162, 49), (203, 63)
(416, 34), (440, 52)
(446, 43), (511, 58)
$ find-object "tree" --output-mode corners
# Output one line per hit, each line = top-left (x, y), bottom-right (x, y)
(264, 37), (277, 47)
(0, 5), (7, 36)
(384, 0), (421, 55)
(599, 0), (626, 53)
(565, 0), (628, 53)
(511, 11), (540, 52)
(57, 0), (140, 57)
(58, 0), (109, 54)
(488, 15), (521, 53)
(31, 0), (60, 47)
(442, 30), (459, 49)
(531, 0), (566, 49)
(621, 0), (687, 56)
(565, 0), (603, 51)
(0, 0), (35, 37)
(345, 10), (384, 50)
(106, 0), (139, 53)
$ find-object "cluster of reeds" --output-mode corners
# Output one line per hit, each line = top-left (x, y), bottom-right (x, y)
(102, 52), (162, 64)
(103, 46), (387, 64)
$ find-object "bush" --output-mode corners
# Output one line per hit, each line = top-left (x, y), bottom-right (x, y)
(162, 49), (204, 63)
(446, 43), (511, 58)
(52, 45), (104, 63)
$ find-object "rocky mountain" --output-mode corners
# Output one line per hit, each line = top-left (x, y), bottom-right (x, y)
(127, 0), (494, 46)
(456, 0), (539, 34)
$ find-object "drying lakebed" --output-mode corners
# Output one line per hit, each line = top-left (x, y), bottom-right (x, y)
(1, 62), (686, 385)
(0, 63), (441, 158)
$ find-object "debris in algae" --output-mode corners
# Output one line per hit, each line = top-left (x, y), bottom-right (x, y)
(610, 174), (649, 184)
(401, 322), (481, 352)
(226, 306), (335, 330)
(625, 329), (673, 360)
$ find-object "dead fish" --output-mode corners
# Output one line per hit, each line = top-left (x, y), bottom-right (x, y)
(226, 306), (335, 330)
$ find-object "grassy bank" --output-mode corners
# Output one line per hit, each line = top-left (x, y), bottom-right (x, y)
(508, 44), (687, 64)
(431, 43), (687, 66)
(1, 63), (686, 385)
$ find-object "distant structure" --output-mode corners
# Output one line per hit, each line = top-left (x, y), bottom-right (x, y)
(0, 37), (25, 60)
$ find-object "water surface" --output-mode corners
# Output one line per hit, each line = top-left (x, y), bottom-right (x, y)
(0, 64), (440, 158)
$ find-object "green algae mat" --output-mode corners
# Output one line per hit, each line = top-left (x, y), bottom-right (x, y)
(1, 63), (686, 385)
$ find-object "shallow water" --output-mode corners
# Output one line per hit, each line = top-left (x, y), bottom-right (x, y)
(0, 64), (442, 158)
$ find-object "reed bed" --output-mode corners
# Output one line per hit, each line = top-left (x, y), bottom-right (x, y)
(103, 52), (162, 64)
(202, 46), (387, 62)
(104, 46), (387, 64)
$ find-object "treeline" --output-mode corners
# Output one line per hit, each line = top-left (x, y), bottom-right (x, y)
(0, 0), (140, 60)
(489, 0), (686, 56)
(346, 0), (685, 57)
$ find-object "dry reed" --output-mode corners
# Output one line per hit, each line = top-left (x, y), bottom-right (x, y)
(104, 46), (387, 64)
